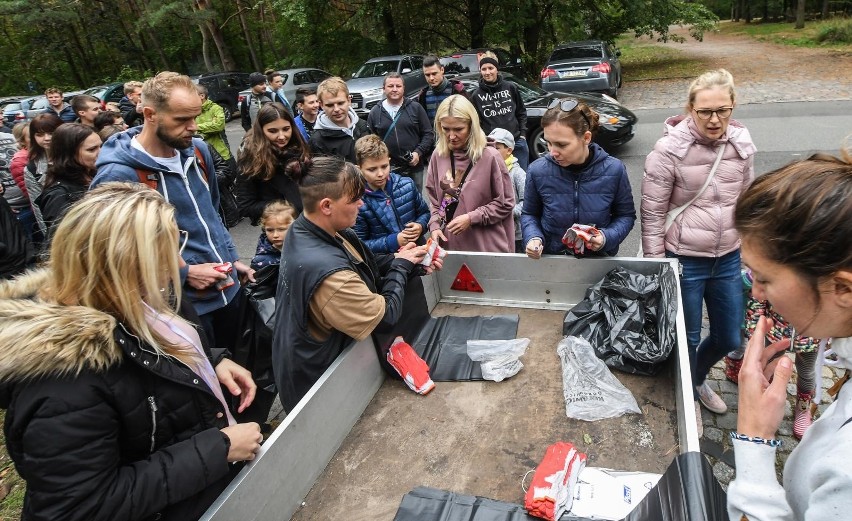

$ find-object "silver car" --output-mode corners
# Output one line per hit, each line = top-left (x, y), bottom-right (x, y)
(238, 68), (332, 113)
(540, 40), (623, 99)
(346, 55), (427, 117)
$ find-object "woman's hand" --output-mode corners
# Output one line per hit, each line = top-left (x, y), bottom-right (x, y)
(525, 238), (543, 259)
(221, 423), (263, 462)
(587, 232), (605, 252)
(215, 359), (257, 414)
(736, 316), (794, 440)
(446, 213), (471, 235)
(431, 228), (447, 243)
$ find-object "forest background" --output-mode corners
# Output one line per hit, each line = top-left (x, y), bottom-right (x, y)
(0, 1), (848, 100)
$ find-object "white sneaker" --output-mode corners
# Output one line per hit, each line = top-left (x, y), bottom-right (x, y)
(696, 382), (728, 414)
(694, 401), (703, 438)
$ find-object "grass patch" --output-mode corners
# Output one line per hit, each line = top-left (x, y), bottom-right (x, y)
(0, 410), (24, 521)
(714, 19), (852, 51)
(616, 38), (711, 81)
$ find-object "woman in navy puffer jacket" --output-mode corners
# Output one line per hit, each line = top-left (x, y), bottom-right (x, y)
(522, 99), (636, 257)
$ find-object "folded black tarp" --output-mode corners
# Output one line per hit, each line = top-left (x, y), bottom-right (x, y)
(393, 452), (727, 521)
(373, 276), (520, 381)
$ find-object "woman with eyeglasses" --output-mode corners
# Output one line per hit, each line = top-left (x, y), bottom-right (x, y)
(0, 183), (262, 521)
(521, 98), (636, 259)
(641, 69), (756, 426)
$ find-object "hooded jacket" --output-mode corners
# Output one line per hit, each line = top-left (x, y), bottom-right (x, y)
(196, 98), (231, 161)
(91, 127), (240, 316)
(471, 74), (527, 139)
(355, 172), (430, 253)
(309, 108), (370, 163)
(728, 337), (852, 521)
(641, 114), (755, 258)
(522, 143), (636, 256)
(366, 99), (435, 171)
(235, 147), (304, 224)
(119, 96), (144, 128)
(0, 270), (235, 521)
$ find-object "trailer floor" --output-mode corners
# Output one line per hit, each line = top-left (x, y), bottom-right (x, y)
(291, 304), (679, 520)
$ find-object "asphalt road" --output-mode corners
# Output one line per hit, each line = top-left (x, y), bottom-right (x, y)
(224, 100), (852, 261)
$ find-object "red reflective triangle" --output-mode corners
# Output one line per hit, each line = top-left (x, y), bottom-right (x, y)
(451, 263), (484, 292)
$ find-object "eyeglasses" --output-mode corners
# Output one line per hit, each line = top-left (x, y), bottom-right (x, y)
(547, 98), (591, 128)
(693, 107), (733, 120)
(178, 230), (189, 254)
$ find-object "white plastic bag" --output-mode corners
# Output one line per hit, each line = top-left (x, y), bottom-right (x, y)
(557, 336), (641, 421)
(467, 338), (530, 382)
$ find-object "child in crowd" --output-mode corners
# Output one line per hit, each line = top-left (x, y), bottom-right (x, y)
(250, 200), (296, 269)
(353, 135), (430, 254)
(487, 128), (526, 253)
(725, 268), (824, 439)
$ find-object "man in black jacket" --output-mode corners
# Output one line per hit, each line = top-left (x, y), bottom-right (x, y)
(240, 72), (272, 131)
(309, 77), (369, 163)
(417, 55), (468, 127)
(118, 81), (144, 127)
(367, 73), (434, 191)
(271, 156), (437, 411)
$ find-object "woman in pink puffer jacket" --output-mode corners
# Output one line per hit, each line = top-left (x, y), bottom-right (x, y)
(641, 69), (756, 425)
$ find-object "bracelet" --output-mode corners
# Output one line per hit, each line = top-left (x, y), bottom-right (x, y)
(730, 431), (782, 447)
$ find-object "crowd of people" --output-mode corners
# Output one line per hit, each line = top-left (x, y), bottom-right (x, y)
(0, 52), (850, 521)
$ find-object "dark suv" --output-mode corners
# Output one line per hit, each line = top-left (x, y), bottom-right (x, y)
(440, 48), (525, 79)
(190, 72), (251, 121)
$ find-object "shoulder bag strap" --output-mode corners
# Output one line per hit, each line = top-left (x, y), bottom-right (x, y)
(382, 108), (404, 141)
(664, 144), (725, 233)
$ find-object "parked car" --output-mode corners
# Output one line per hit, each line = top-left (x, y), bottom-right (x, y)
(23, 96), (50, 120)
(441, 48), (525, 79)
(346, 55), (427, 116)
(191, 72), (251, 121)
(454, 72), (636, 161)
(237, 67), (332, 114)
(82, 83), (126, 108)
(540, 40), (623, 99)
(2, 96), (41, 124)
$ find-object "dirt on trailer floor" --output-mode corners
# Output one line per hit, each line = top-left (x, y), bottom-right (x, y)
(291, 304), (679, 520)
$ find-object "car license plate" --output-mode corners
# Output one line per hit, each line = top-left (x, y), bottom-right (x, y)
(559, 70), (586, 79)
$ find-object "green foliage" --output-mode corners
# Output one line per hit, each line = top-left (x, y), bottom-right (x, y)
(816, 18), (852, 43)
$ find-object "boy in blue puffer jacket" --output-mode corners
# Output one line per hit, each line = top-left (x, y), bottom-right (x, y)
(354, 135), (430, 254)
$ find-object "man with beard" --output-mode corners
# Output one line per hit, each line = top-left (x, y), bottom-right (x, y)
(91, 72), (254, 348)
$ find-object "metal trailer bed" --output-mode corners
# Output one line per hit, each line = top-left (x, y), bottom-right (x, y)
(201, 253), (697, 521)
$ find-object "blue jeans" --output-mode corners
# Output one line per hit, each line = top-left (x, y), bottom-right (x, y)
(668, 249), (743, 391)
(514, 137), (530, 172)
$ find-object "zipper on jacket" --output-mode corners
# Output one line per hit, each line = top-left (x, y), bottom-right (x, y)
(573, 179), (580, 225)
(148, 396), (158, 452)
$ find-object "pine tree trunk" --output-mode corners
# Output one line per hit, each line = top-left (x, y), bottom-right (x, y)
(795, 0), (805, 28)
(236, 0), (261, 71)
(199, 23), (214, 72)
(196, 0), (238, 71)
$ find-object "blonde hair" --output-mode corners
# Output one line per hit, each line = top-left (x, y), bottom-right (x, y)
(124, 80), (144, 95)
(260, 200), (297, 229)
(45, 182), (196, 364)
(434, 95), (487, 163)
(354, 134), (389, 165)
(686, 69), (736, 112)
(142, 71), (197, 111)
(316, 76), (349, 103)
(12, 122), (29, 148)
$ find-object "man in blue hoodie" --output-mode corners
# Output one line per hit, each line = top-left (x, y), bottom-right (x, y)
(91, 71), (255, 347)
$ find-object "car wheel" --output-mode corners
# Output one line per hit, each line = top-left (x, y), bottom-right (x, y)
(219, 103), (232, 122)
(609, 83), (619, 99)
(530, 126), (548, 161)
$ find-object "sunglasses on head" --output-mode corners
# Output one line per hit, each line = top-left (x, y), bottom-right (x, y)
(547, 98), (591, 128)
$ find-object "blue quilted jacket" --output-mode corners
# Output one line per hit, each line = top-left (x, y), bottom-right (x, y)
(521, 143), (636, 256)
(354, 172), (430, 253)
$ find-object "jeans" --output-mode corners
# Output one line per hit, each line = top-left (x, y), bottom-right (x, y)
(514, 137), (530, 172)
(668, 249), (744, 392)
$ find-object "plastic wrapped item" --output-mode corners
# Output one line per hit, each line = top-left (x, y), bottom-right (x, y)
(562, 264), (677, 376)
(233, 264), (279, 392)
(467, 338), (530, 382)
(557, 336), (641, 421)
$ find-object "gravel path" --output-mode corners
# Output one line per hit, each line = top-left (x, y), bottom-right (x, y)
(620, 25), (852, 109)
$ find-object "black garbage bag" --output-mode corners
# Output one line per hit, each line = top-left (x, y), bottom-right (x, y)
(562, 264), (677, 376)
(234, 264), (279, 392)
